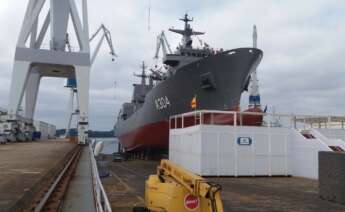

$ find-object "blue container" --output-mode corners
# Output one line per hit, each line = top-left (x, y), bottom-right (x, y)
(66, 78), (77, 88)
(33, 131), (41, 140)
(67, 129), (78, 137)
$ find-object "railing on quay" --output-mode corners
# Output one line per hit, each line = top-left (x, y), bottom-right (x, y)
(89, 144), (112, 212)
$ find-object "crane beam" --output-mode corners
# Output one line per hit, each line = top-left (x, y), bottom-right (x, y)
(154, 31), (172, 59)
(91, 34), (105, 65)
(90, 24), (116, 65)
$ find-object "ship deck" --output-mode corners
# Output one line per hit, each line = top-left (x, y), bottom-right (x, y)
(101, 159), (345, 212)
(0, 140), (77, 212)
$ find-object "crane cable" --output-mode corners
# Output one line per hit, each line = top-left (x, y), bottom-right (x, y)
(148, 0), (151, 31)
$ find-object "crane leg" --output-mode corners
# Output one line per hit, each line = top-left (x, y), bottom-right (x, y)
(64, 89), (75, 138)
(24, 71), (41, 120)
(23, 71), (41, 141)
(3, 61), (31, 142)
(75, 65), (90, 145)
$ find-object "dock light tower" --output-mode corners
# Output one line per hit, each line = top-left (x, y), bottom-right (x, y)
(4, 0), (91, 144)
(248, 25), (261, 109)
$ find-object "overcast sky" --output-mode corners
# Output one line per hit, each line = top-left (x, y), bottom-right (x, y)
(0, 0), (345, 130)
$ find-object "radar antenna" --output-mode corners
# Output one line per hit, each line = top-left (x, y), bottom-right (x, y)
(169, 13), (205, 48)
(180, 13), (193, 24)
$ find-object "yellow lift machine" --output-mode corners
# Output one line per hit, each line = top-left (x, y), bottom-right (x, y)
(135, 159), (224, 212)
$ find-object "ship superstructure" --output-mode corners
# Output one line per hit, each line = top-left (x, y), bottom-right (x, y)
(162, 14), (211, 69)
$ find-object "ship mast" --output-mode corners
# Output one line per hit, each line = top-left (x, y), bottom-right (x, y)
(249, 25), (261, 109)
(141, 62), (147, 85)
(134, 61), (149, 85)
(169, 14), (204, 48)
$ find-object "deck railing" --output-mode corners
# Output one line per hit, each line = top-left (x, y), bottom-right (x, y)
(169, 110), (345, 130)
(89, 144), (112, 212)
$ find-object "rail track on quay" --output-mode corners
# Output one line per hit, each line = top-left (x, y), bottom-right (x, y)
(25, 146), (82, 212)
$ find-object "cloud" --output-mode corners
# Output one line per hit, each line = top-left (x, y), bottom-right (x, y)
(0, 0), (345, 130)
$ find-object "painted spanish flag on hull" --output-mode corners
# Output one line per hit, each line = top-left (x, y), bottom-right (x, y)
(190, 96), (197, 109)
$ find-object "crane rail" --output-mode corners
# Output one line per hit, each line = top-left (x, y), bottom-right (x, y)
(25, 146), (82, 212)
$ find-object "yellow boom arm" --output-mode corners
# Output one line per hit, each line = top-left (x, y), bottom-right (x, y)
(144, 160), (224, 212)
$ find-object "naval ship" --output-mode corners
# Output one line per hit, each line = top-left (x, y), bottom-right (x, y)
(114, 14), (263, 152)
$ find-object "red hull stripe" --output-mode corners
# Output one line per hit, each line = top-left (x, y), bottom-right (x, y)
(119, 121), (170, 151)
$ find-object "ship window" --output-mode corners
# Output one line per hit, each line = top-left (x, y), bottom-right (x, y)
(228, 51), (236, 55)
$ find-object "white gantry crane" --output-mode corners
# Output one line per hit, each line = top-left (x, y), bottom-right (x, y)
(154, 31), (172, 59)
(248, 25), (261, 109)
(1, 0), (91, 144)
(64, 24), (116, 138)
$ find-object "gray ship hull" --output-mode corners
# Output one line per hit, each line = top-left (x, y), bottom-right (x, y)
(114, 48), (263, 151)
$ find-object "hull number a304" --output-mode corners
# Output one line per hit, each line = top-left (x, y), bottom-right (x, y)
(155, 96), (171, 111)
